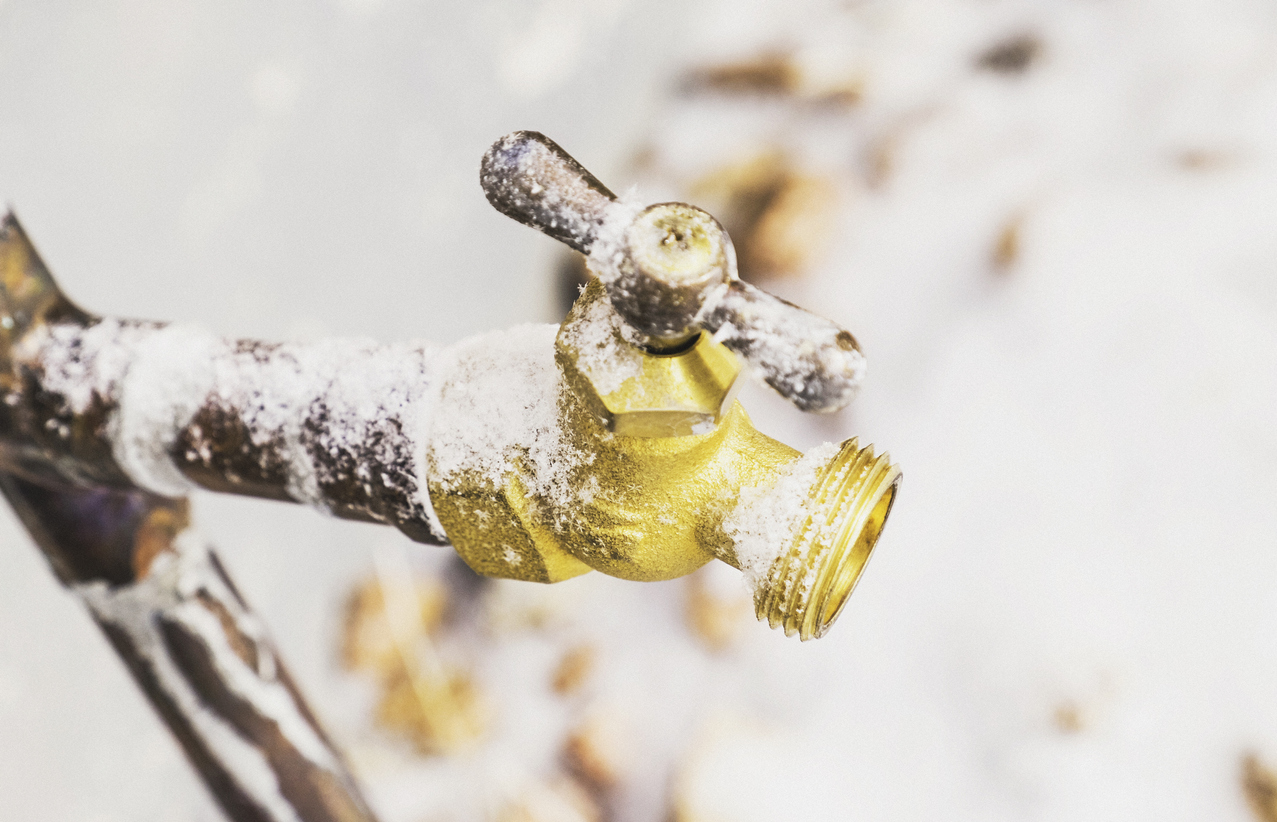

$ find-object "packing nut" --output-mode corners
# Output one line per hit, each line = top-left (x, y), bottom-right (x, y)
(556, 280), (742, 439)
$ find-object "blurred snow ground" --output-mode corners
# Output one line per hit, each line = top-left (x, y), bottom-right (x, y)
(2, 0), (1277, 820)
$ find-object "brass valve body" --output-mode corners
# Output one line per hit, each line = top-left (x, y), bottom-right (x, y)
(427, 281), (901, 640)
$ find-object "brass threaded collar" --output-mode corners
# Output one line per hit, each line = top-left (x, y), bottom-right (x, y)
(755, 438), (901, 640)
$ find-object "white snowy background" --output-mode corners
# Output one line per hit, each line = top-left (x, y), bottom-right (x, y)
(2, 1), (1277, 820)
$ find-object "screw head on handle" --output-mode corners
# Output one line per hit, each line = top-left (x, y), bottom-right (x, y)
(604, 203), (732, 348)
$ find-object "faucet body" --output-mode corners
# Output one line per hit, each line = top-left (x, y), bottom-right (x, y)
(428, 280), (802, 585)
(429, 400), (799, 584)
(424, 278), (901, 638)
(0, 126), (909, 822)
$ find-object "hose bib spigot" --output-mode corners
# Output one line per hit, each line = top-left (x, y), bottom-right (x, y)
(476, 131), (903, 639)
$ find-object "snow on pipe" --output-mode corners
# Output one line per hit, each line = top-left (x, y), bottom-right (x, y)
(0, 475), (379, 822)
(0, 212), (448, 543)
(0, 126), (901, 642)
(0, 217), (380, 822)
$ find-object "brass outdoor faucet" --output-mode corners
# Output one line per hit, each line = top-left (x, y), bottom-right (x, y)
(0, 132), (900, 641)
(435, 132), (902, 639)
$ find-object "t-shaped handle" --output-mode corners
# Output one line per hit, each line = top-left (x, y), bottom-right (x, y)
(480, 131), (866, 413)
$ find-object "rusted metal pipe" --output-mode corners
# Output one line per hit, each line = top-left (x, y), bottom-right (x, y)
(0, 216), (379, 822)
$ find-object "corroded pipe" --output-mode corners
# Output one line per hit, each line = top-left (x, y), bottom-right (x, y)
(0, 218), (380, 822)
(0, 218), (445, 543)
(0, 478), (381, 822)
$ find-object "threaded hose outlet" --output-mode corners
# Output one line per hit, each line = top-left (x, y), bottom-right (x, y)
(754, 439), (901, 640)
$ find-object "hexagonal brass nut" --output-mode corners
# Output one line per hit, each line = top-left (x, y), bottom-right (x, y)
(556, 280), (742, 438)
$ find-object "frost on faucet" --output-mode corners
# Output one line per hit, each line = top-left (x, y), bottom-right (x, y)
(0, 130), (901, 641)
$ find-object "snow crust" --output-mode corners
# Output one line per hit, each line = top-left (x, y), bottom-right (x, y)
(199, 335), (438, 512)
(584, 191), (645, 285)
(77, 532), (341, 822)
(427, 323), (585, 520)
(555, 291), (644, 396)
(702, 283), (867, 413)
(18, 319), (154, 416)
(721, 442), (838, 594)
(23, 319), (444, 532)
(114, 325), (226, 496)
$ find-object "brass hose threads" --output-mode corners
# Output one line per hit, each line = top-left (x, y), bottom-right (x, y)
(755, 439), (901, 640)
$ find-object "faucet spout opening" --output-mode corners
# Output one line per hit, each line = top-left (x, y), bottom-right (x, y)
(751, 439), (901, 641)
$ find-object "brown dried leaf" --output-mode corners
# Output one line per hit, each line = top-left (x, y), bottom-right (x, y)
(864, 135), (897, 190)
(685, 52), (799, 96)
(340, 575), (447, 676)
(1176, 148), (1237, 171)
(976, 34), (1042, 75)
(744, 175), (838, 277)
(499, 777), (602, 822)
(683, 52), (862, 107)
(1244, 754), (1277, 822)
(691, 152), (838, 282)
(1052, 700), (1084, 734)
(992, 214), (1023, 274)
(564, 712), (630, 794)
(552, 644), (596, 696)
(375, 664), (486, 756)
(692, 151), (789, 214)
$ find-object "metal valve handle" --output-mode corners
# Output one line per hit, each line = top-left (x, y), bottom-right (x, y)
(480, 131), (866, 413)
(480, 130), (619, 254)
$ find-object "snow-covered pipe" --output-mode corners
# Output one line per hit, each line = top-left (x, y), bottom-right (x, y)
(0, 466), (378, 822)
(0, 217), (381, 822)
